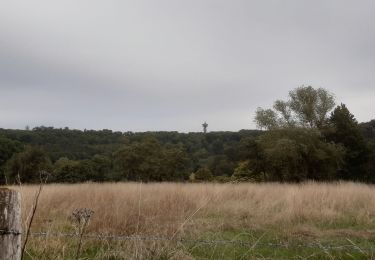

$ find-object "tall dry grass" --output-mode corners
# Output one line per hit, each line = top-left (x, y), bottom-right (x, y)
(15, 182), (375, 238)
(8, 182), (375, 259)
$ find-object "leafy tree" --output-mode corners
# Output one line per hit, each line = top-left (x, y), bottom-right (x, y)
(193, 167), (213, 181)
(0, 136), (23, 183)
(255, 86), (335, 130)
(53, 157), (104, 183)
(360, 120), (375, 182)
(90, 155), (113, 181)
(360, 120), (375, 140)
(325, 104), (369, 180)
(207, 155), (235, 176)
(232, 160), (260, 181)
(238, 137), (265, 174)
(114, 137), (188, 181)
(114, 137), (162, 181)
(53, 157), (82, 182)
(252, 87), (345, 182)
(5, 146), (52, 183)
(256, 128), (344, 182)
(211, 139), (224, 154)
(254, 108), (279, 130)
(160, 144), (189, 181)
(363, 143), (375, 182)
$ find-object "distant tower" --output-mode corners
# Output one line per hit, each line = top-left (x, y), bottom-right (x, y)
(202, 121), (208, 133)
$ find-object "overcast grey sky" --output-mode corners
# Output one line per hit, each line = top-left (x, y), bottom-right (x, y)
(0, 0), (374, 132)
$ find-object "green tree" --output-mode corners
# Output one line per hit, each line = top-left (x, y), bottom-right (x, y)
(238, 137), (266, 175)
(113, 137), (162, 181)
(257, 128), (344, 182)
(5, 146), (52, 183)
(193, 167), (213, 181)
(90, 155), (113, 181)
(232, 160), (260, 181)
(160, 144), (189, 181)
(0, 136), (23, 183)
(53, 157), (101, 183)
(255, 86), (335, 130)
(114, 137), (188, 181)
(207, 155), (235, 176)
(363, 143), (375, 182)
(252, 87), (344, 182)
(326, 104), (369, 180)
(53, 157), (81, 182)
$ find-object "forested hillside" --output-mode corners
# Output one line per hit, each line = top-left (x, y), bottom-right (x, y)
(0, 127), (262, 183)
(0, 122), (374, 184)
(1, 87), (374, 184)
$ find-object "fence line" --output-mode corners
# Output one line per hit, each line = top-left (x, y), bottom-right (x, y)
(0, 229), (22, 235)
(28, 230), (374, 252)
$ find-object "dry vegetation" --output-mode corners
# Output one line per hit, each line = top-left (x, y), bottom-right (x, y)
(13, 182), (375, 259)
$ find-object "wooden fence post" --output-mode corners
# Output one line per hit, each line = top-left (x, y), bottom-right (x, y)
(0, 188), (21, 260)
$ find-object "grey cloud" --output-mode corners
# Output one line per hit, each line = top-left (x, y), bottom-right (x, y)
(0, 0), (374, 132)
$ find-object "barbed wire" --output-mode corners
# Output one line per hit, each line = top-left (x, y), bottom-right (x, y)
(0, 228), (22, 235)
(27, 231), (374, 252)
(2, 229), (372, 252)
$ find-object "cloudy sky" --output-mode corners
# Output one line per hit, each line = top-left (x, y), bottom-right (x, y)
(0, 0), (374, 132)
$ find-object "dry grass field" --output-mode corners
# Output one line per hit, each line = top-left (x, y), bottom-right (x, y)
(12, 182), (375, 259)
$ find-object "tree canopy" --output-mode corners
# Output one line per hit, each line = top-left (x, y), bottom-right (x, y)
(255, 86), (335, 130)
(0, 86), (374, 184)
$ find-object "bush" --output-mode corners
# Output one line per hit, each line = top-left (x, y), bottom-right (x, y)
(193, 167), (213, 182)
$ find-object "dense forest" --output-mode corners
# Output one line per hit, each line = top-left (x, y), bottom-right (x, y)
(1, 86), (374, 184)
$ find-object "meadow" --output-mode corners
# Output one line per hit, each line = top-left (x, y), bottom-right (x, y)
(15, 182), (375, 259)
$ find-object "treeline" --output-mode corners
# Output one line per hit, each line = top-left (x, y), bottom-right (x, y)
(0, 86), (374, 183)
(0, 127), (262, 183)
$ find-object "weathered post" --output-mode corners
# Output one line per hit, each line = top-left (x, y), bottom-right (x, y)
(0, 188), (21, 260)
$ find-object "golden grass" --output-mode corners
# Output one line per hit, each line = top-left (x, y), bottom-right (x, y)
(9, 182), (375, 259)
(15, 182), (375, 234)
